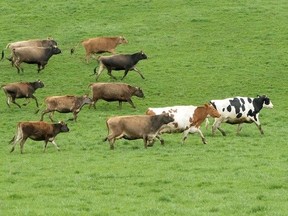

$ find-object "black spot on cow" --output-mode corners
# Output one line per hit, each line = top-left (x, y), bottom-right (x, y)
(236, 113), (242, 118)
(222, 108), (225, 112)
(227, 105), (231, 112)
(241, 104), (246, 112)
(229, 98), (241, 114)
(240, 98), (245, 104)
(247, 97), (252, 103)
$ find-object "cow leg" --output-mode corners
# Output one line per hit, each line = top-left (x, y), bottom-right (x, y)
(132, 67), (145, 79)
(236, 124), (243, 135)
(95, 63), (106, 80)
(11, 97), (21, 108)
(5, 95), (12, 108)
(182, 127), (207, 144)
(107, 69), (117, 80)
(118, 101), (123, 109)
(85, 53), (91, 64)
(127, 99), (136, 108)
(212, 119), (226, 136)
(19, 137), (28, 154)
(14, 60), (22, 73)
(255, 123), (264, 135)
(70, 111), (78, 121)
(38, 63), (46, 73)
(51, 140), (60, 151)
(40, 110), (51, 121)
(44, 139), (60, 152)
(49, 111), (56, 122)
(121, 70), (129, 80)
(143, 136), (148, 149)
(31, 95), (39, 107)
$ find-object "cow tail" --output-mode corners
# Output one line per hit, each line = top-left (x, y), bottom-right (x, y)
(10, 124), (23, 145)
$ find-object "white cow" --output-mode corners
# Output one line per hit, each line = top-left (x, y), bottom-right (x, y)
(146, 104), (220, 144)
(209, 95), (273, 136)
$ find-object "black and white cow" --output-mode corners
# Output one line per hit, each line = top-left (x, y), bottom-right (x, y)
(209, 95), (273, 136)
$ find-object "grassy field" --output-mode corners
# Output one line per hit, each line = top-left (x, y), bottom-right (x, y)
(0, 0), (287, 215)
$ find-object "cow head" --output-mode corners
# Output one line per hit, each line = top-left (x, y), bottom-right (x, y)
(59, 121), (70, 132)
(52, 46), (62, 55)
(138, 51), (148, 60)
(118, 36), (128, 44)
(258, 95), (273, 109)
(205, 103), (221, 118)
(161, 113), (175, 124)
(82, 95), (93, 105)
(35, 79), (44, 88)
(134, 87), (145, 98)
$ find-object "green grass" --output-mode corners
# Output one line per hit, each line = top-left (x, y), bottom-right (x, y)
(1, 0), (288, 215)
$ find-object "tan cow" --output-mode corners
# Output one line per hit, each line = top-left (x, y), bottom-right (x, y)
(71, 36), (128, 63)
(37, 95), (92, 122)
(89, 82), (144, 109)
(1, 38), (58, 61)
(103, 114), (174, 149)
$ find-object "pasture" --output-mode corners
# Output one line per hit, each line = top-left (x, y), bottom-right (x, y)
(0, 0), (287, 215)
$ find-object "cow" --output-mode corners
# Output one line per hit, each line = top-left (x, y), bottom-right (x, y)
(89, 82), (144, 109)
(9, 121), (69, 154)
(2, 80), (44, 108)
(103, 114), (174, 150)
(209, 95), (274, 136)
(70, 36), (128, 63)
(12, 46), (61, 73)
(146, 104), (221, 145)
(1, 38), (58, 61)
(93, 51), (148, 81)
(37, 95), (92, 122)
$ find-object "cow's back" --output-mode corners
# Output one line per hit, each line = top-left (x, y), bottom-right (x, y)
(147, 106), (196, 131)
(211, 97), (254, 119)
(92, 83), (130, 100)
(3, 83), (30, 96)
(82, 37), (117, 52)
(20, 121), (52, 137)
(45, 96), (76, 110)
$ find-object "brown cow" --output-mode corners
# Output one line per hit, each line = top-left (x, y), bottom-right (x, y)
(71, 36), (128, 63)
(146, 104), (221, 144)
(37, 95), (92, 122)
(9, 121), (69, 154)
(2, 80), (44, 108)
(12, 46), (61, 73)
(103, 114), (174, 150)
(1, 38), (58, 61)
(89, 82), (144, 109)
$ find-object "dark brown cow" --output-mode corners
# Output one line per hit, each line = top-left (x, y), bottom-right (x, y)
(1, 38), (58, 61)
(103, 114), (174, 149)
(71, 36), (128, 63)
(9, 121), (69, 154)
(12, 46), (61, 73)
(93, 51), (148, 80)
(146, 104), (221, 144)
(37, 95), (92, 122)
(2, 80), (44, 108)
(89, 82), (144, 109)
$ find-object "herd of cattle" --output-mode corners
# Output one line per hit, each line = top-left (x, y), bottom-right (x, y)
(1, 37), (274, 153)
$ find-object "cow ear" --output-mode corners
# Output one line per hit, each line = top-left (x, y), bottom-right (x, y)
(204, 103), (209, 107)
